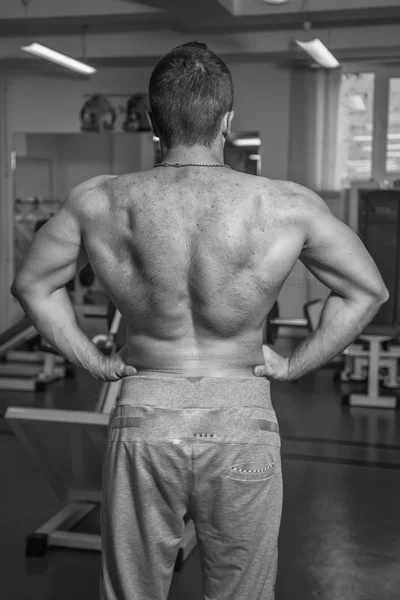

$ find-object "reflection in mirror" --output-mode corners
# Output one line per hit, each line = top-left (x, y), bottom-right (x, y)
(153, 131), (262, 175)
(225, 131), (261, 175)
(12, 134), (61, 275)
(11, 132), (155, 317)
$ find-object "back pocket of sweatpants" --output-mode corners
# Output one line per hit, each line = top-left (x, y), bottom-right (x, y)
(227, 460), (275, 482)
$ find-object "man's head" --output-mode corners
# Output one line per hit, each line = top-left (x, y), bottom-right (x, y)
(148, 42), (234, 149)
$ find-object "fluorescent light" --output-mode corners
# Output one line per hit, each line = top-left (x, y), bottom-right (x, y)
(348, 94), (366, 112)
(364, 144), (400, 152)
(295, 38), (340, 69)
(249, 154), (261, 160)
(354, 133), (400, 143)
(352, 135), (372, 142)
(21, 43), (96, 75)
(232, 138), (261, 147)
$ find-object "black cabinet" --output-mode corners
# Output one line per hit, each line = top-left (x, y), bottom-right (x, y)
(358, 189), (400, 325)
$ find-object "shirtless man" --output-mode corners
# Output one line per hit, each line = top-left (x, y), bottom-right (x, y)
(12, 42), (388, 600)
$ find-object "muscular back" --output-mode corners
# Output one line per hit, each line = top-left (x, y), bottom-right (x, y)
(80, 169), (305, 375)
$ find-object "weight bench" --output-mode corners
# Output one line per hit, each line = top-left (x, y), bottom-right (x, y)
(304, 300), (400, 409)
(343, 325), (400, 409)
(5, 407), (196, 570)
(0, 317), (71, 391)
(4, 310), (197, 571)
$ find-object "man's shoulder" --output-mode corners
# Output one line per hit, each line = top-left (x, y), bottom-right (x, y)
(226, 175), (320, 217)
(242, 176), (309, 198)
(269, 179), (309, 200)
(64, 175), (117, 215)
(69, 175), (117, 199)
(270, 179), (331, 217)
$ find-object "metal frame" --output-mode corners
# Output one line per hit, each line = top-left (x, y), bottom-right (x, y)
(341, 65), (400, 184)
(0, 323), (37, 357)
(95, 379), (122, 414)
(0, 351), (67, 391)
(5, 350), (64, 364)
(5, 405), (197, 568)
(6, 408), (109, 553)
(0, 316), (70, 391)
(347, 335), (398, 408)
(271, 317), (308, 329)
(0, 74), (13, 333)
(303, 298), (399, 407)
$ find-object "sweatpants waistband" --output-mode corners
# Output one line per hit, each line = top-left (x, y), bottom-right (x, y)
(119, 375), (273, 410)
(114, 376), (278, 445)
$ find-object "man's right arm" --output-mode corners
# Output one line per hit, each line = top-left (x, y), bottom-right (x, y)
(284, 185), (388, 382)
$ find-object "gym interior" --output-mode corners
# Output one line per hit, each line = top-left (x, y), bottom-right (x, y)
(1, 1), (400, 599)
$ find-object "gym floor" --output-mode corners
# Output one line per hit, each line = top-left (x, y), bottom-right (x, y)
(1, 337), (400, 600)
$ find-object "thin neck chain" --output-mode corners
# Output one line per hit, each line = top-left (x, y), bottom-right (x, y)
(154, 162), (231, 169)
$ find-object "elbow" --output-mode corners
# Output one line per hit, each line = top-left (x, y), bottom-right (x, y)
(367, 286), (389, 310)
(376, 286), (390, 305)
(11, 277), (32, 301)
(11, 278), (52, 304)
(10, 279), (22, 300)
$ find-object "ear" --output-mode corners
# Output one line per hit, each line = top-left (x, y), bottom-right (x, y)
(222, 111), (234, 139)
(147, 111), (159, 138)
(227, 111), (234, 136)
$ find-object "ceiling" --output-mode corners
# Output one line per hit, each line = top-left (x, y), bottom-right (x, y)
(2, 0), (400, 36)
(1, 0), (400, 71)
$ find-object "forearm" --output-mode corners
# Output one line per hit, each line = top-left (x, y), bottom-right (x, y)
(13, 285), (105, 378)
(287, 291), (385, 382)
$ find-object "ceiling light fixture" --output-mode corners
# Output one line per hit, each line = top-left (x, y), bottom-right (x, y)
(347, 94), (366, 112)
(20, 2), (96, 75)
(295, 0), (339, 69)
(21, 43), (97, 75)
(261, 0), (291, 4)
(232, 138), (261, 147)
(295, 39), (340, 69)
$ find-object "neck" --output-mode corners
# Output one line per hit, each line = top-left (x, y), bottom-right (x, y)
(161, 143), (225, 165)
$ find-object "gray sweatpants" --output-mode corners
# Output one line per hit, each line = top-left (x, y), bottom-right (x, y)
(100, 376), (283, 600)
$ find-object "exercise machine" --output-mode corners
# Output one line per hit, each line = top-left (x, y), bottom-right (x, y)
(304, 299), (400, 409)
(341, 326), (400, 409)
(5, 310), (197, 571)
(263, 301), (309, 345)
(6, 197), (75, 391)
(14, 196), (61, 274)
(0, 317), (73, 391)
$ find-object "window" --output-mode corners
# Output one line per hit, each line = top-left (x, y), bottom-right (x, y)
(336, 72), (375, 188)
(386, 77), (400, 174)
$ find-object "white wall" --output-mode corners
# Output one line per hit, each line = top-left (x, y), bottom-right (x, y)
(8, 62), (290, 178)
(229, 63), (290, 180)
(13, 132), (153, 198)
(56, 134), (113, 196)
(13, 134), (58, 198)
(8, 68), (151, 134)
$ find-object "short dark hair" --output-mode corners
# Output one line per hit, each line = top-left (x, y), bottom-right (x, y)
(149, 42), (234, 149)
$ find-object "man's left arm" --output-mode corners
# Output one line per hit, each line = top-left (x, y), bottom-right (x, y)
(11, 183), (107, 379)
